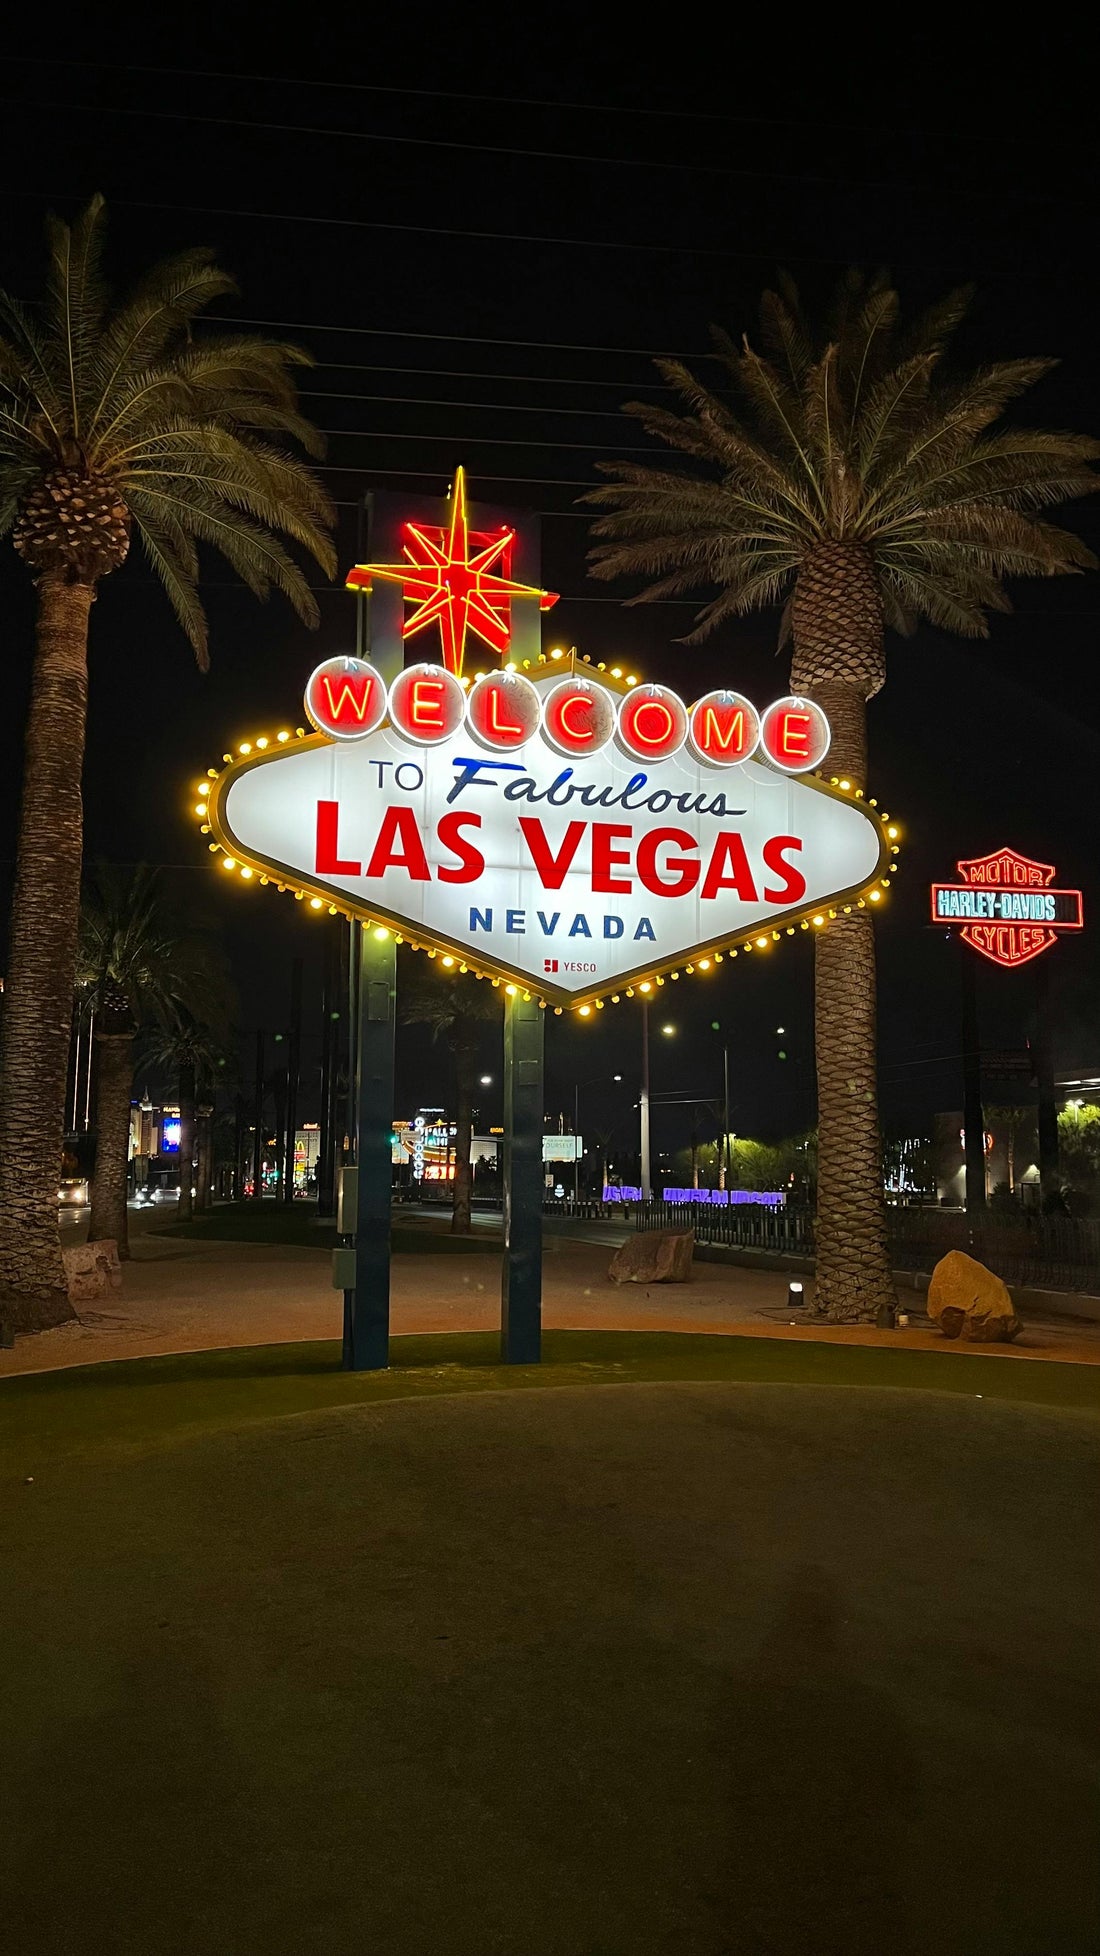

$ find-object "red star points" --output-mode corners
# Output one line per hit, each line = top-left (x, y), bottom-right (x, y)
(346, 466), (558, 676)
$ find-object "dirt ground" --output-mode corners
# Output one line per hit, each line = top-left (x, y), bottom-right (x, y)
(4, 1231), (1099, 1375)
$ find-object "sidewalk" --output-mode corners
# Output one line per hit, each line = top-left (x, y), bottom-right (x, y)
(4, 1233), (1100, 1376)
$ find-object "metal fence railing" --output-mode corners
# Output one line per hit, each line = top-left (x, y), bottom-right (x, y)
(636, 1199), (814, 1258)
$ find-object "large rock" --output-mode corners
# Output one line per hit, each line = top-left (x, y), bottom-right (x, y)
(62, 1239), (122, 1303)
(609, 1230), (694, 1285)
(927, 1250), (1020, 1343)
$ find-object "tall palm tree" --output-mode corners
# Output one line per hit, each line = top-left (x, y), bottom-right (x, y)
(0, 197), (334, 1331)
(77, 865), (231, 1254)
(399, 964), (501, 1234)
(586, 272), (1100, 1320)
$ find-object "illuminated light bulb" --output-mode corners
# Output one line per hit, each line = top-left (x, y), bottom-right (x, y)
(195, 783), (209, 797)
(890, 864), (898, 872)
(222, 856), (236, 870)
(830, 776), (839, 786)
(729, 948), (737, 958)
(800, 920), (809, 929)
(554, 1006), (563, 1015)
(505, 661), (517, 673)
(294, 891), (304, 901)
(854, 788), (863, 798)
(277, 731), (290, 743)
(714, 952), (723, 963)
(744, 941), (753, 951)
(239, 742), (252, 755)
(843, 905), (852, 914)
(625, 987), (635, 998)
(881, 813), (890, 822)
(890, 844), (899, 856)
(639, 981), (652, 993)
(839, 778), (851, 791)
(786, 928), (795, 936)
(626, 675), (637, 686)
(240, 867), (253, 880)
(206, 768), (218, 779)
(523, 991), (532, 1002)
(550, 648), (564, 660)
(309, 896), (323, 909)
(208, 843), (219, 853)
(459, 963), (468, 973)
(579, 1005), (591, 1017)
(200, 824), (210, 836)
(887, 825), (899, 840)
(698, 959), (710, 970)
(373, 926), (389, 941)
(596, 999), (605, 1009)
(441, 955), (455, 968)
(829, 909), (837, 918)
(597, 662), (606, 671)
(611, 667), (622, 679)
(670, 971), (679, 980)
(295, 727), (306, 738)
(194, 802), (208, 816)
(611, 993), (620, 1003)
(813, 915), (825, 927)
(881, 877), (890, 887)
(222, 753), (232, 764)
(869, 890), (881, 902)
(857, 899), (865, 908)
(685, 964), (694, 975)
(427, 949), (436, 959)
(756, 936), (769, 949)
(256, 736), (269, 750)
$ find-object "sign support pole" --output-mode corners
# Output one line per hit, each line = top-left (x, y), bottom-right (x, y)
(640, 997), (652, 1200)
(501, 992), (543, 1364)
(1034, 960), (1059, 1208)
(344, 924), (396, 1370)
(960, 940), (986, 1215)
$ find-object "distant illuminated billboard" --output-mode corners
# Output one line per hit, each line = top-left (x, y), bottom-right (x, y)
(161, 1119), (181, 1153)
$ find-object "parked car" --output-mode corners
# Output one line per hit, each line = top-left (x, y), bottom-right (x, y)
(58, 1178), (89, 1208)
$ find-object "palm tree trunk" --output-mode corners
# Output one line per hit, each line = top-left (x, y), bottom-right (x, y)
(88, 1031), (133, 1257)
(177, 1061), (196, 1223)
(0, 577), (94, 1332)
(791, 547), (893, 1323)
(451, 1043), (475, 1236)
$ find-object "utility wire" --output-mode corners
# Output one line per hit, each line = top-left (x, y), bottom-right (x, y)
(207, 314), (704, 359)
(301, 389), (641, 419)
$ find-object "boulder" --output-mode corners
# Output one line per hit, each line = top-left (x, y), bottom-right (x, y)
(927, 1250), (1020, 1343)
(609, 1230), (694, 1285)
(62, 1239), (122, 1303)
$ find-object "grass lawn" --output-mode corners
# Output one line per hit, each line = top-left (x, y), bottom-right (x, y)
(3, 1334), (1098, 1954)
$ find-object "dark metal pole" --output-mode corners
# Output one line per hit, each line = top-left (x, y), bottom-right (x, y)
(344, 926), (396, 1370)
(1034, 960), (1059, 1209)
(640, 997), (651, 1198)
(317, 921), (338, 1216)
(501, 991), (543, 1363)
(722, 1043), (731, 1192)
(282, 957), (303, 1204)
(573, 1080), (580, 1206)
(251, 1029), (264, 1200)
(960, 943), (986, 1214)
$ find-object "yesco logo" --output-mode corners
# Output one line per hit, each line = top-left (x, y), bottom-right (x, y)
(304, 657), (831, 776)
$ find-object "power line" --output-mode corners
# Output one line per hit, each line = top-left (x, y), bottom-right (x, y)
(301, 362), (669, 390)
(209, 314), (701, 359)
(0, 92), (813, 182)
(301, 389), (639, 419)
(0, 185), (840, 266)
(319, 426), (652, 451)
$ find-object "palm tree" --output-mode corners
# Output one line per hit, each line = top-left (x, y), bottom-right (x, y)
(77, 865), (231, 1254)
(399, 964), (501, 1234)
(586, 272), (1100, 1320)
(0, 197), (334, 1331)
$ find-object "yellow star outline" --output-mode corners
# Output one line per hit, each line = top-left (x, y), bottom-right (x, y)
(346, 466), (559, 676)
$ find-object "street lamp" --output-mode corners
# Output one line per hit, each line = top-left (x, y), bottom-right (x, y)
(574, 1072), (622, 1203)
(480, 1075), (492, 1086)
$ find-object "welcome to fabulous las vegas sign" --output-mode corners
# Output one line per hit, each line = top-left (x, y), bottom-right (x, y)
(196, 470), (894, 1012)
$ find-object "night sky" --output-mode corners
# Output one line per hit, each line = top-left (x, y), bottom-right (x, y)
(2, 30), (1098, 1164)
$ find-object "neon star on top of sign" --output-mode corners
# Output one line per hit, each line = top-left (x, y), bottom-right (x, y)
(346, 465), (558, 677)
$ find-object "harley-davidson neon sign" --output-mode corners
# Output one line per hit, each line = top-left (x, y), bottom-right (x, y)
(931, 847), (1084, 968)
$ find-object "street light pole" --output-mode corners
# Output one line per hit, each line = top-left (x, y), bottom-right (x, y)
(640, 997), (651, 1199)
(573, 1080), (580, 1205)
(722, 1042), (730, 1192)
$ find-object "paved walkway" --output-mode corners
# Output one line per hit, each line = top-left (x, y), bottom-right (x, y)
(4, 1231), (1100, 1375)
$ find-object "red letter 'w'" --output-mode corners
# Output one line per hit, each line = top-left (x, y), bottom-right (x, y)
(321, 673), (374, 723)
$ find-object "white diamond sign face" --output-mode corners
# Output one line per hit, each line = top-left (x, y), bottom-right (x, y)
(209, 708), (888, 1008)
